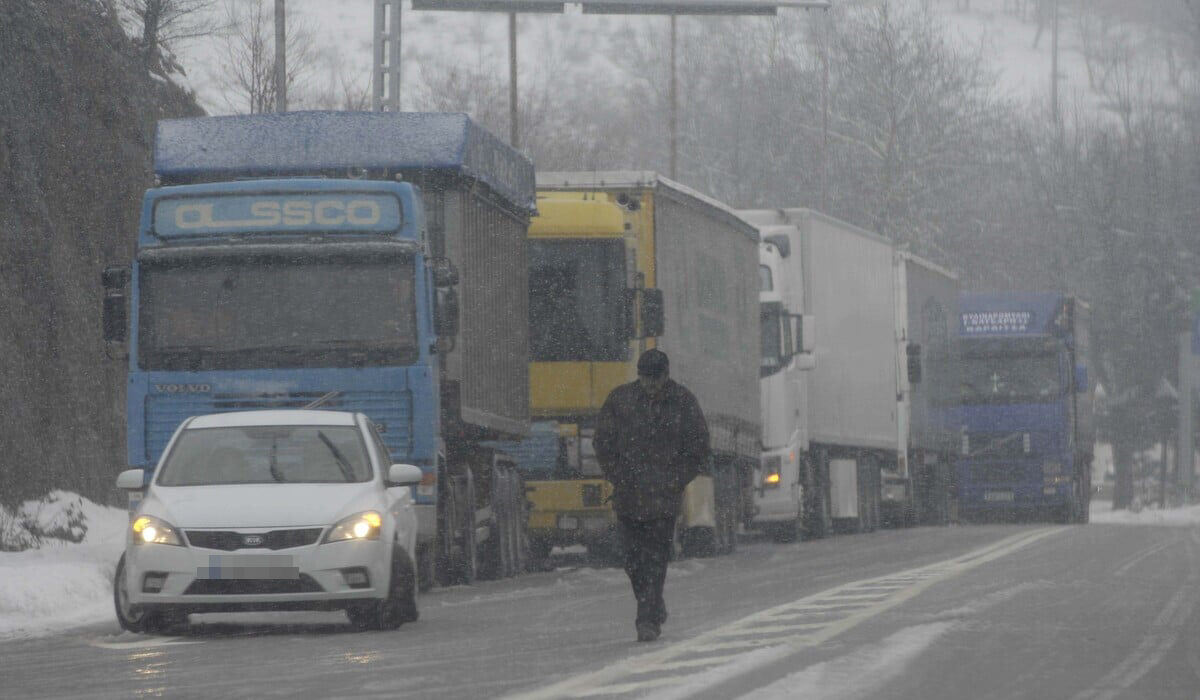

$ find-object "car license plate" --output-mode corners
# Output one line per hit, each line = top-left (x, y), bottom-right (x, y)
(558, 516), (578, 530)
(197, 554), (298, 580)
(984, 491), (1014, 502)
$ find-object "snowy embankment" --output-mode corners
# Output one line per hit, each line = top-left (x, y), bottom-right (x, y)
(1089, 499), (1200, 527)
(0, 493), (127, 641)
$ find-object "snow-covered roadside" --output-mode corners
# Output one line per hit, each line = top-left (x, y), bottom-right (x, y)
(1089, 499), (1200, 527)
(0, 493), (127, 641)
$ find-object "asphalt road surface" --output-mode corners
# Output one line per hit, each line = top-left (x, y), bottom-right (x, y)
(3, 521), (1197, 699)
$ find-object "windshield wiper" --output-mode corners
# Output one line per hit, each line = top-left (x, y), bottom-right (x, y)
(269, 437), (285, 482)
(970, 432), (1024, 457)
(317, 431), (357, 482)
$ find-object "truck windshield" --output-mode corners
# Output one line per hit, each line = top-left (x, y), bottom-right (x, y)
(528, 239), (627, 362)
(960, 352), (1061, 404)
(139, 254), (417, 370)
(156, 425), (372, 486)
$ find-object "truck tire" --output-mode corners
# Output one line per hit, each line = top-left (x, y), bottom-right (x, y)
(454, 478), (479, 585)
(479, 469), (509, 581)
(507, 471), (526, 576)
(681, 526), (717, 558)
(803, 455), (831, 540)
(416, 543), (435, 593)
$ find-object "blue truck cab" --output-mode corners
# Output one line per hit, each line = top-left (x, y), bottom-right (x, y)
(951, 292), (1094, 523)
(103, 112), (535, 587)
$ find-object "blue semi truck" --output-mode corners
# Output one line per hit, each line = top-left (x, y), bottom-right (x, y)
(102, 112), (535, 587)
(952, 292), (1094, 523)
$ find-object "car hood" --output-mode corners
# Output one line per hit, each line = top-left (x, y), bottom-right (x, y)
(145, 482), (380, 529)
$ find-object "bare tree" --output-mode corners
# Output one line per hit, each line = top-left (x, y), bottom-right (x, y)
(216, 0), (314, 114)
(120, 0), (223, 73)
(297, 48), (371, 112)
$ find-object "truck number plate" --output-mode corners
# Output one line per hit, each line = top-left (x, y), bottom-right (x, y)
(558, 516), (578, 530)
(984, 491), (1014, 502)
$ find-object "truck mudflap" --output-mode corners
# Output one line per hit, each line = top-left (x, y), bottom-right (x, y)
(680, 476), (716, 529)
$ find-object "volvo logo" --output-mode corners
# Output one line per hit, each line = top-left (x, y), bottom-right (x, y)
(242, 534), (264, 547)
(154, 384), (212, 394)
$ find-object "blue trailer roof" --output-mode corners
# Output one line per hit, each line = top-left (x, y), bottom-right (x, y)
(959, 292), (1067, 337)
(154, 111), (535, 212)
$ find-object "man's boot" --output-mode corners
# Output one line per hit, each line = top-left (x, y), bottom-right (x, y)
(636, 622), (661, 642)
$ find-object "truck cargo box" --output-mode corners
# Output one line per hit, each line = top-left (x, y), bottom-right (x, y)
(153, 112), (533, 438)
(742, 209), (899, 453)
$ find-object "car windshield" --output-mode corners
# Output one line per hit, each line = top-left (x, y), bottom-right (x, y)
(156, 425), (372, 486)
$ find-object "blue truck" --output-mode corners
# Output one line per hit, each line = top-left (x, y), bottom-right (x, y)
(102, 111), (535, 587)
(952, 292), (1094, 523)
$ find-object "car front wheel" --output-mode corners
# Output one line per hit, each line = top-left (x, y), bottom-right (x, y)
(348, 547), (418, 631)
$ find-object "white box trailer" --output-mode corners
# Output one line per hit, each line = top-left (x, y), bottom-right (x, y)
(741, 208), (898, 536)
(889, 251), (960, 526)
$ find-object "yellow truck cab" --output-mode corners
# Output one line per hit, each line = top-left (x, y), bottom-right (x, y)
(505, 172), (761, 565)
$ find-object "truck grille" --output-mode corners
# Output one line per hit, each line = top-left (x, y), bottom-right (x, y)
(184, 575), (324, 595)
(185, 528), (323, 551)
(970, 463), (1028, 484)
(145, 390), (412, 463)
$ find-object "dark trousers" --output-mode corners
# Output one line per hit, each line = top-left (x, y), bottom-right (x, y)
(617, 516), (674, 626)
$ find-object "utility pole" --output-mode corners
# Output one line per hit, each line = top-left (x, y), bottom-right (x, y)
(820, 9), (829, 209)
(1182, 330), (1196, 499)
(373, 0), (403, 111)
(1050, 0), (1059, 124)
(510, 13), (519, 148)
(669, 15), (678, 179)
(275, 0), (287, 112)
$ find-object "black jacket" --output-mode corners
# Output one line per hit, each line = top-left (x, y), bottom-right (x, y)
(594, 378), (711, 520)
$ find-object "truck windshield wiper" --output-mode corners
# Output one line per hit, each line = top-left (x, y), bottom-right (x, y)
(317, 431), (356, 482)
(970, 432), (1024, 457)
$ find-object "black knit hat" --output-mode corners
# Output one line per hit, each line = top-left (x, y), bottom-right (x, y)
(637, 349), (669, 378)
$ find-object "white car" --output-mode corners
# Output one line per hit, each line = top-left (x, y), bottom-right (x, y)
(113, 409), (423, 633)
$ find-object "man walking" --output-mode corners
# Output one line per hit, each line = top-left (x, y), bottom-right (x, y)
(594, 349), (710, 642)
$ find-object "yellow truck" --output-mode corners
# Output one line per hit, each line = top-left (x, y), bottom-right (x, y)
(505, 172), (761, 564)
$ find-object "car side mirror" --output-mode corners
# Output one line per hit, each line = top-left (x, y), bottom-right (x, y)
(388, 463), (424, 487)
(1074, 365), (1088, 393)
(116, 468), (147, 490)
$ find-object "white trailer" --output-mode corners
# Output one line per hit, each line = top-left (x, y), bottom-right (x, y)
(887, 251), (959, 527)
(741, 208), (899, 537)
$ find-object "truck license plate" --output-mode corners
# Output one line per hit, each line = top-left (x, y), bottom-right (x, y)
(558, 516), (578, 530)
(984, 491), (1014, 502)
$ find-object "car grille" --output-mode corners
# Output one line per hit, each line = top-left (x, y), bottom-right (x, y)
(144, 390), (412, 463)
(184, 575), (324, 596)
(185, 528), (324, 551)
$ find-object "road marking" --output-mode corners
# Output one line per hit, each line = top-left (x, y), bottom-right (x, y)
(1114, 537), (1179, 577)
(1070, 530), (1199, 700)
(504, 527), (1059, 700)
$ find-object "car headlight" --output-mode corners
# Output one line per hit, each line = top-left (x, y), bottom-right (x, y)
(323, 511), (383, 544)
(131, 515), (184, 546)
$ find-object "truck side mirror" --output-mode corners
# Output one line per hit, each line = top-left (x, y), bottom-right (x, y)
(907, 343), (923, 384)
(1074, 365), (1088, 392)
(102, 266), (129, 344)
(640, 288), (665, 338)
(435, 287), (459, 337)
(795, 314), (816, 354)
(431, 257), (459, 288)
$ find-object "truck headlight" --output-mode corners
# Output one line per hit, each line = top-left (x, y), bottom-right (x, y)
(762, 456), (782, 489)
(132, 515), (184, 546)
(323, 511), (383, 543)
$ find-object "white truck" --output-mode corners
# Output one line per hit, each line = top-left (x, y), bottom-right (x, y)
(888, 251), (959, 527)
(741, 208), (897, 538)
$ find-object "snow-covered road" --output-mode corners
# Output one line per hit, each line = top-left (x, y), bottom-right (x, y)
(2, 500), (1199, 698)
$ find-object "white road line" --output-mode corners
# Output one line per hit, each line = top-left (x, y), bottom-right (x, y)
(1070, 532), (1199, 700)
(86, 637), (200, 650)
(1114, 538), (1179, 577)
(504, 528), (1060, 700)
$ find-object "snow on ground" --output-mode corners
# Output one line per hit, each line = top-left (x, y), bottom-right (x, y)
(1089, 499), (1200, 527)
(734, 622), (956, 700)
(0, 494), (127, 642)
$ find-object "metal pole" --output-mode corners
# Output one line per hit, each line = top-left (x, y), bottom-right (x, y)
(669, 14), (677, 179)
(275, 0), (287, 112)
(372, 0), (402, 112)
(1050, 0), (1059, 124)
(1181, 331), (1195, 498)
(820, 10), (829, 209)
(509, 12), (519, 148)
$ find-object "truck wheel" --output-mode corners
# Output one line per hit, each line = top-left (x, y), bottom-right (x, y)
(416, 544), (435, 593)
(771, 514), (801, 543)
(453, 479), (478, 585)
(528, 537), (553, 571)
(479, 471), (508, 581)
(507, 472), (525, 576)
(681, 526), (717, 558)
(721, 501), (739, 554)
